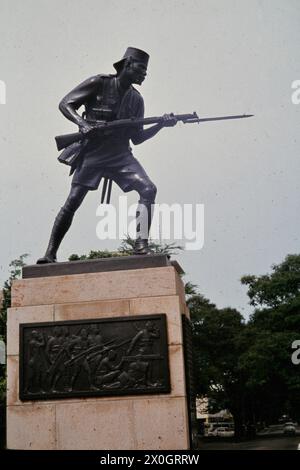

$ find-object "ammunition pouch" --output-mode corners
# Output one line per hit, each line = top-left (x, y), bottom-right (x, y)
(57, 141), (86, 175)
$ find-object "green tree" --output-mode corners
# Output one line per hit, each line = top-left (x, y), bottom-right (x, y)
(0, 254), (28, 449)
(188, 255), (300, 435)
(240, 254), (300, 423)
(188, 289), (247, 436)
(0, 254), (29, 344)
(241, 254), (300, 308)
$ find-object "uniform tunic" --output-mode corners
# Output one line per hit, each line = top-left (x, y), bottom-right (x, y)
(59, 74), (152, 192)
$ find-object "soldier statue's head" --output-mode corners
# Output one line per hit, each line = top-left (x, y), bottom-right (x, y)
(113, 47), (149, 85)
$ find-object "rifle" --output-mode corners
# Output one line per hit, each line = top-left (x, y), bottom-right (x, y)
(55, 112), (253, 152)
(64, 339), (115, 366)
(64, 337), (132, 366)
(122, 354), (163, 361)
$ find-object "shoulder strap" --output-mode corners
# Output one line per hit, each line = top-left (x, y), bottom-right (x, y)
(99, 75), (115, 106)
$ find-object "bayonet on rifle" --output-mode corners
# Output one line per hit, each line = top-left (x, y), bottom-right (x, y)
(55, 112), (253, 152)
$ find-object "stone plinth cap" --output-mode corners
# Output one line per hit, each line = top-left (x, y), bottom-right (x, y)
(22, 254), (185, 279)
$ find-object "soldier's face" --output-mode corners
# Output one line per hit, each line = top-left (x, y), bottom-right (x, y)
(128, 61), (147, 85)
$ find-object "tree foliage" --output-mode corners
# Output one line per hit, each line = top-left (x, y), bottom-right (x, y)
(190, 254), (300, 435)
(0, 254), (28, 403)
(240, 255), (300, 423)
(0, 254), (29, 343)
(241, 254), (300, 308)
(188, 291), (246, 434)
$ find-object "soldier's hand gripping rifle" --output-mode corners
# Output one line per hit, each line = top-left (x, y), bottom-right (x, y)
(55, 112), (253, 153)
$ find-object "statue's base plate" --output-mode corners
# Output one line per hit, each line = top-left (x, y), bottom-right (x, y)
(22, 254), (184, 279)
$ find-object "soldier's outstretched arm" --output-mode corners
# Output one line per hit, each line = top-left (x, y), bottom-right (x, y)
(131, 114), (177, 145)
(58, 75), (103, 131)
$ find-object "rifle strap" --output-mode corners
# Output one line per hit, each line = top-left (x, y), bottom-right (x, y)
(106, 178), (113, 204)
(100, 177), (113, 204)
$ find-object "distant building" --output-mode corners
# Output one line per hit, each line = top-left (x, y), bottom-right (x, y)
(196, 397), (233, 424)
(196, 397), (209, 422)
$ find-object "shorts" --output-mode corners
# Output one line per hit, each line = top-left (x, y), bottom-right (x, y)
(72, 152), (154, 193)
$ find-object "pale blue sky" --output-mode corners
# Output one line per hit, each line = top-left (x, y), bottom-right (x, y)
(0, 0), (299, 318)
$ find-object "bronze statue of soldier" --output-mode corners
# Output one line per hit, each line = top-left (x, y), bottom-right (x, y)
(37, 47), (177, 264)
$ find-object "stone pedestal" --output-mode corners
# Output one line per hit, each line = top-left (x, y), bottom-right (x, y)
(7, 255), (193, 450)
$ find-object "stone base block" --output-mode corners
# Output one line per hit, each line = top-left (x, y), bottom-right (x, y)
(7, 256), (192, 450)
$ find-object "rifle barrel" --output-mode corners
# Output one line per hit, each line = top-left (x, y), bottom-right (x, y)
(197, 114), (253, 123)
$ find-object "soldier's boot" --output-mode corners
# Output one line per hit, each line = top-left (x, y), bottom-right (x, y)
(133, 238), (150, 255)
(36, 208), (74, 264)
(133, 200), (154, 255)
